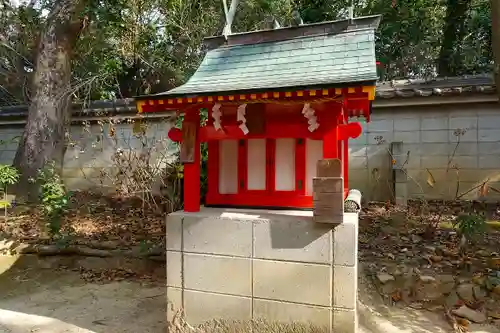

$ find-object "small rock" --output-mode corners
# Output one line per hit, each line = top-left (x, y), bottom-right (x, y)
(442, 260), (453, 267)
(400, 248), (408, 253)
(437, 246), (454, 257)
(430, 255), (443, 263)
(411, 235), (422, 244)
(472, 274), (486, 286)
(473, 285), (488, 301)
(445, 292), (461, 308)
(437, 275), (456, 294)
(387, 253), (395, 260)
(489, 258), (500, 270)
(437, 274), (455, 284)
(457, 284), (476, 304)
(419, 275), (436, 283)
(424, 245), (436, 253)
(477, 249), (490, 257)
(452, 305), (487, 323)
(377, 272), (395, 284)
(489, 311), (500, 320)
(486, 276), (500, 291)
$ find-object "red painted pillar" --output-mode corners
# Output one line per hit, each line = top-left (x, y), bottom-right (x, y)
(323, 113), (340, 159)
(342, 111), (349, 198)
(183, 111), (201, 212)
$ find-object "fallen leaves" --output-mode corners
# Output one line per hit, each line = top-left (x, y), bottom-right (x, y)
(76, 267), (153, 284)
(0, 190), (166, 247)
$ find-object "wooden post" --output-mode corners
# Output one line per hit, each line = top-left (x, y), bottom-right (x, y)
(183, 111), (201, 212)
(313, 159), (344, 224)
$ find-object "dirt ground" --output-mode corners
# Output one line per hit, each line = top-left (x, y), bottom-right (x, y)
(0, 255), (499, 333)
(0, 255), (166, 333)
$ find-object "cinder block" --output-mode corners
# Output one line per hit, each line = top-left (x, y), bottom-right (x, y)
(478, 115), (500, 129)
(367, 132), (392, 145)
(349, 145), (367, 158)
(166, 213), (183, 251)
(478, 142), (500, 155)
(479, 156), (500, 169)
(394, 131), (420, 144)
(449, 142), (478, 156)
(253, 217), (332, 264)
(333, 214), (358, 267)
(183, 215), (252, 257)
(394, 118), (420, 131)
(332, 308), (357, 333)
(166, 250), (182, 288)
(420, 130), (448, 143)
(449, 129), (477, 143)
(479, 129), (500, 142)
(253, 299), (331, 327)
(451, 156), (478, 169)
(333, 265), (357, 310)
(184, 290), (252, 326)
(0, 150), (16, 165)
(253, 259), (331, 306)
(166, 287), (182, 321)
(349, 156), (368, 169)
(184, 253), (251, 296)
(421, 117), (448, 130)
(367, 119), (393, 132)
(449, 116), (477, 130)
(420, 155), (448, 169)
(419, 143), (448, 156)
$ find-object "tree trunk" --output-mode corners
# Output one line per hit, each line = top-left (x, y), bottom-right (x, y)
(13, 0), (88, 202)
(438, 0), (472, 76)
(492, 0), (500, 101)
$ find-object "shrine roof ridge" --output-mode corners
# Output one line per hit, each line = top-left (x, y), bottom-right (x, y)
(136, 15), (381, 102)
(203, 15), (382, 49)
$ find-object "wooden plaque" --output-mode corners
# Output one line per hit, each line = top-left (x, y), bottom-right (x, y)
(313, 159), (344, 224)
(180, 122), (196, 163)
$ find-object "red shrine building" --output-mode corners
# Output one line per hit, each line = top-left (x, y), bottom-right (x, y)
(135, 15), (380, 213)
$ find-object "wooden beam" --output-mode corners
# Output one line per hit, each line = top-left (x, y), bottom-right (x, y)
(168, 122), (362, 142)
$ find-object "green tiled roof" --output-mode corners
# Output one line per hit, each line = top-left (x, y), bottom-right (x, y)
(153, 16), (380, 98)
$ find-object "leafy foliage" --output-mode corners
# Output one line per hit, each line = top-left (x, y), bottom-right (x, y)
(37, 162), (71, 237)
(0, 165), (20, 188)
(0, 0), (496, 107)
(453, 213), (487, 241)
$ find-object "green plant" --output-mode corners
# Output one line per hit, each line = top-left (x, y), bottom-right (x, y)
(453, 212), (487, 243)
(37, 163), (71, 238)
(0, 165), (19, 218)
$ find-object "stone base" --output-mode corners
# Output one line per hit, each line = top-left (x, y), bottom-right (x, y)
(166, 207), (359, 333)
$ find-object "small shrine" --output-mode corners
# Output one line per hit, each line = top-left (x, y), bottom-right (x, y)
(135, 15), (379, 213)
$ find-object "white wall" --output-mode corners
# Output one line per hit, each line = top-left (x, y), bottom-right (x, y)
(0, 101), (498, 201)
(348, 102), (500, 201)
(0, 118), (176, 192)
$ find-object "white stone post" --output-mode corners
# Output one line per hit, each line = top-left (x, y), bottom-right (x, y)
(332, 212), (359, 333)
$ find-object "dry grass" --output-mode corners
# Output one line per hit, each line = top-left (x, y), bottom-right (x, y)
(168, 309), (328, 333)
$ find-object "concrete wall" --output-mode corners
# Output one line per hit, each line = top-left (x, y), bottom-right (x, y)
(0, 100), (498, 200)
(348, 102), (500, 201)
(0, 118), (175, 192)
(166, 208), (360, 333)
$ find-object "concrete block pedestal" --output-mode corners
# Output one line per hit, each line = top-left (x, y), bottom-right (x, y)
(166, 207), (359, 333)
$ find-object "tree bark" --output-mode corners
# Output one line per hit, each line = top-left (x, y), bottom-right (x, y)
(438, 0), (472, 76)
(13, 0), (88, 202)
(492, 0), (500, 101)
